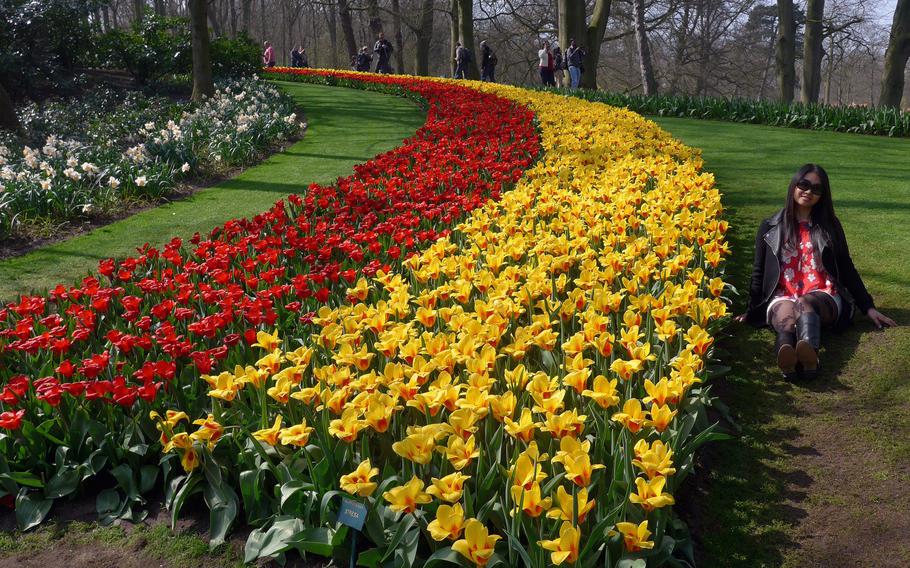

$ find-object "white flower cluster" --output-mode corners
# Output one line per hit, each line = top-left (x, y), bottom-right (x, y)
(0, 77), (299, 238)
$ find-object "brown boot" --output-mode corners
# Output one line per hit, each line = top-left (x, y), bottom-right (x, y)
(776, 330), (799, 381)
(795, 313), (821, 379)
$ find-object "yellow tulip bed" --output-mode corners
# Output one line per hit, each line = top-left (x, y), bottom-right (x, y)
(155, 75), (730, 566)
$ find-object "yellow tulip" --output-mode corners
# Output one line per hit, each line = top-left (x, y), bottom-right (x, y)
(364, 393), (399, 433)
(611, 520), (655, 552)
(611, 398), (646, 433)
(252, 415), (283, 446)
(427, 503), (465, 541)
(546, 485), (595, 523)
(488, 391), (516, 422)
(581, 375), (620, 409)
(504, 408), (540, 443)
(252, 329), (282, 351)
(162, 431), (192, 453)
(328, 408), (365, 443)
(610, 358), (643, 381)
(538, 521), (580, 565)
(452, 518), (500, 567)
(382, 476), (432, 514)
(340, 459), (379, 497)
(448, 408), (481, 439)
(190, 414), (223, 448)
(510, 482), (551, 518)
(278, 420), (314, 447)
(540, 409), (587, 439)
(180, 447), (200, 473)
(392, 431), (436, 465)
(202, 371), (241, 401)
(426, 472), (471, 503)
(445, 434), (480, 470)
(510, 445), (548, 490)
(632, 439), (677, 479)
(149, 409), (188, 428)
(646, 402), (678, 432)
(560, 450), (605, 488)
(629, 475), (675, 511)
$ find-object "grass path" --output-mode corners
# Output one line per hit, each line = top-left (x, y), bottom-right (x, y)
(0, 81), (425, 301)
(651, 117), (910, 567)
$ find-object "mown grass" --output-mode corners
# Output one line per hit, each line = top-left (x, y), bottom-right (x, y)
(651, 116), (910, 566)
(0, 81), (425, 301)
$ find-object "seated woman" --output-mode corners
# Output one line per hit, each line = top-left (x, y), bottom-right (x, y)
(737, 164), (896, 379)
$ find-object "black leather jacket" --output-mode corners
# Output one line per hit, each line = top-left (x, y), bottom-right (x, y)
(746, 209), (874, 329)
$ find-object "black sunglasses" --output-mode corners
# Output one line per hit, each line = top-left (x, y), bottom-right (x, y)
(796, 179), (823, 196)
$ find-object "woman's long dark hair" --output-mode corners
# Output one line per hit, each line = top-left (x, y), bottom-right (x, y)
(782, 163), (837, 250)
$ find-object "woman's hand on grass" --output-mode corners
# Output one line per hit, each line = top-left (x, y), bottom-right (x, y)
(867, 308), (897, 329)
(734, 313), (747, 323)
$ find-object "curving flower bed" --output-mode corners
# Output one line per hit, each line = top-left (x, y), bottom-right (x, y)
(1, 71), (729, 567)
(0, 74), (540, 529)
(149, 71), (731, 566)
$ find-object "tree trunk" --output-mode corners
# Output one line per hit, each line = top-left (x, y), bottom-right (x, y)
(776, 0), (796, 102)
(580, 0), (611, 89)
(390, 0), (405, 74)
(457, 0), (479, 79)
(259, 0), (266, 41)
(154, 0), (165, 16)
(189, 0), (214, 101)
(228, 0), (237, 37)
(337, 0), (358, 61)
(367, 0), (383, 36)
(414, 0), (435, 75)
(207, 0), (223, 37)
(134, 0), (144, 23)
(801, 0), (824, 103)
(0, 82), (20, 133)
(450, 0), (459, 76)
(632, 0), (657, 94)
(322, 3), (338, 68)
(880, 0), (910, 108)
(242, 0), (252, 33)
(559, 0), (585, 55)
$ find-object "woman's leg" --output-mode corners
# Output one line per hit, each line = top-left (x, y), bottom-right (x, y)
(768, 299), (799, 379)
(792, 292), (836, 376)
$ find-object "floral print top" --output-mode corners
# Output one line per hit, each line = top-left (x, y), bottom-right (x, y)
(775, 221), (838, 298)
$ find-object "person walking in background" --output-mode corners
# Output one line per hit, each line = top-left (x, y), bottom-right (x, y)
(262, 41), (276, 68)
(291, 45), (304, 68)
(537, 40), (555, 87)
(373, 33), (394, 74)
(565, 39), (586, 89)
(552, 42), (565, 88)
(454, 42), (468, 79)
(480, 40), (497, 82)
(299, 47), (309, 68)
(355, 46), (372, 72)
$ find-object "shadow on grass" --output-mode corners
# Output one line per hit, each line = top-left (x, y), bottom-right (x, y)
(679, 312), (862, 567)
(676, 195), (866, 566)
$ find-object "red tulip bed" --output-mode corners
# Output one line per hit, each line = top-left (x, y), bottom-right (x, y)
(0, 73), (540, 530)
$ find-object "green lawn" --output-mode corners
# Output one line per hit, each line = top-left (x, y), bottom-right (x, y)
(0, 81), (425, 301)
(651, 117), (910, 567)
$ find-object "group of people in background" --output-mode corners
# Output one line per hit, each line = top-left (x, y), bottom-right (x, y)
(261, 40), (309, 69)
(539, 39), (586, 88)
(263, 35), (585, 88)
(348, 33), (395, 73)
(454, 40), (497, 81)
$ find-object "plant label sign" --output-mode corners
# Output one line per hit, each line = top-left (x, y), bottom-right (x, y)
(338, 497), (367, 531)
